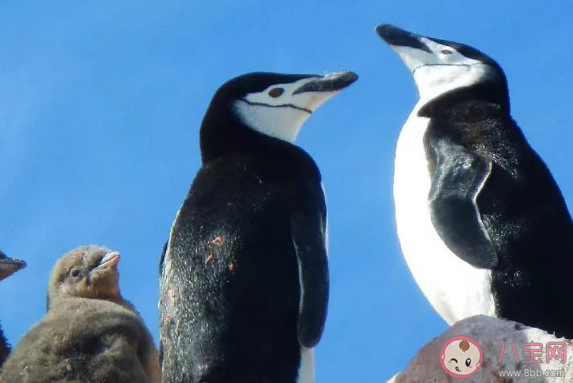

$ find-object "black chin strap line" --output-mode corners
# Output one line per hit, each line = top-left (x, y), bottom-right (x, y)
(238, 98), (313, 114)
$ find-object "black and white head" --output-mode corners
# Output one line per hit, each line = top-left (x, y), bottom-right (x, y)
(200, 71), (358, 160)
(0, 249), (26, 282)
(376, 24), (508, 105)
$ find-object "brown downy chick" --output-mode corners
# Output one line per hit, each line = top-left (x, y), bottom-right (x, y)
(0, 246), (160, 383)
(0, 249), (26, 366)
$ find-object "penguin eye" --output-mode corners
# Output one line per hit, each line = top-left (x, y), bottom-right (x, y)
(268, 88), (284, 98)
(70, 268), (81, 278)
(465, 358), (471, 367)
(450, 358), (458, 363)
(441, 49), (453, 55)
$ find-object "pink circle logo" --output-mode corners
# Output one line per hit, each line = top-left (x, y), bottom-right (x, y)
(440, 336), (482, 378)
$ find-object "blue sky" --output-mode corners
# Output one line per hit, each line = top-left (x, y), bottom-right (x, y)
(0, 1), (571, 382)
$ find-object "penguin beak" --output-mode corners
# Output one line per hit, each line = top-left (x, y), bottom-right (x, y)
(376, 24), (430, 53)
(97, 251), (120, 269)
(292, 71), (358, 95)
(0, 253), (27, 281)
(376, 24), (437, 73)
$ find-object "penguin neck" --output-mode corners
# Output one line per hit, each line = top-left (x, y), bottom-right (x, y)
(96, 292), (135, 312)
(418, 81), (510, 120)
(48, 291), (135, 314)
(112, 296), (138, 314)
(200, 108), (314, 168)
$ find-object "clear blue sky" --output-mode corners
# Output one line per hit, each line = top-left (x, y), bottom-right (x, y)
(0, 1), (571, 382)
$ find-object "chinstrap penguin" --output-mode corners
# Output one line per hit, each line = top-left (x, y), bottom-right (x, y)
(376, 24), (573, 337)
(0, 245), (160, 383)
(0, 249), (26, 366)
(160, 71), (357, 383)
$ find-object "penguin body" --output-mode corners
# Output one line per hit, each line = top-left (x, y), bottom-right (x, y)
(377, 25), (573, 336)
(393, 101), (496, 323)
(1, 246), (160, 383)
(0, 249), (26, 366)
(160, 72), (357, 383)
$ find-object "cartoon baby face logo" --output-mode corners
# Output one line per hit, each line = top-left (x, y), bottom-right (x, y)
(441, 336), (482, 378)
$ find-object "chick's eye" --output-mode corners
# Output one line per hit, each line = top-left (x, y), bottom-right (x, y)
(70, 269), (81, 278)
(441, 49), (453, 55)
(465, 358), (471, 367)
(268, 88), (284, 98)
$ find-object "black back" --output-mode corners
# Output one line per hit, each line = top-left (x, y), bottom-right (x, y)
(420, 84), (573, 337)
(159, 74), (329, 382)
(160, 142), (325, 382)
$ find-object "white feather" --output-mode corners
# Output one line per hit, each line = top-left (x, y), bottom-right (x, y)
(393, 102), (496, 324)
(297, 346), (315, 383)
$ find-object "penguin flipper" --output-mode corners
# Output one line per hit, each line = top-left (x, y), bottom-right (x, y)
(428, 138), (498, 269)
(291, 184), (329, 348)
(159, 240), (168, 276)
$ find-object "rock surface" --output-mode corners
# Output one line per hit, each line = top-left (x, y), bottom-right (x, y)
(387, 315), (572, 382)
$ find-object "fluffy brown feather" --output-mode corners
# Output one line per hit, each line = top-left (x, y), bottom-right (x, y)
(0, 246), (160, 383)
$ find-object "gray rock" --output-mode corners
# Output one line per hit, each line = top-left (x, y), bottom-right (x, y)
(388, 315), (572, 383)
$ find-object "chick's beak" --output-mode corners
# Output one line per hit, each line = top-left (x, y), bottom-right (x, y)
(97, 251), (120, 269)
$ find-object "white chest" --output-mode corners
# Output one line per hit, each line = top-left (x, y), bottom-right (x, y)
(392, 102), (495, 324)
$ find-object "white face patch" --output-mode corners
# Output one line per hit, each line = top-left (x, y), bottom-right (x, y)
(392, 38), (496, 102)
(233, 77), (340, 143)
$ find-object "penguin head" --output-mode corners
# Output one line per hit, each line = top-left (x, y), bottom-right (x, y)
(200, 71), (357, 159)
(376, 24), (507, 104)
(0, 249), (26, 281)
(48, 245), (121, 308)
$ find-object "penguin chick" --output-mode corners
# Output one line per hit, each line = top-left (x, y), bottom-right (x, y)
(0, 249), (26, 366)
(0, 245), (160, 383)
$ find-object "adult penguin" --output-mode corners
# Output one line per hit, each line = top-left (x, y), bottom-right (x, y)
(377, 24), (573, 337)
(160, 71), (358, 383)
